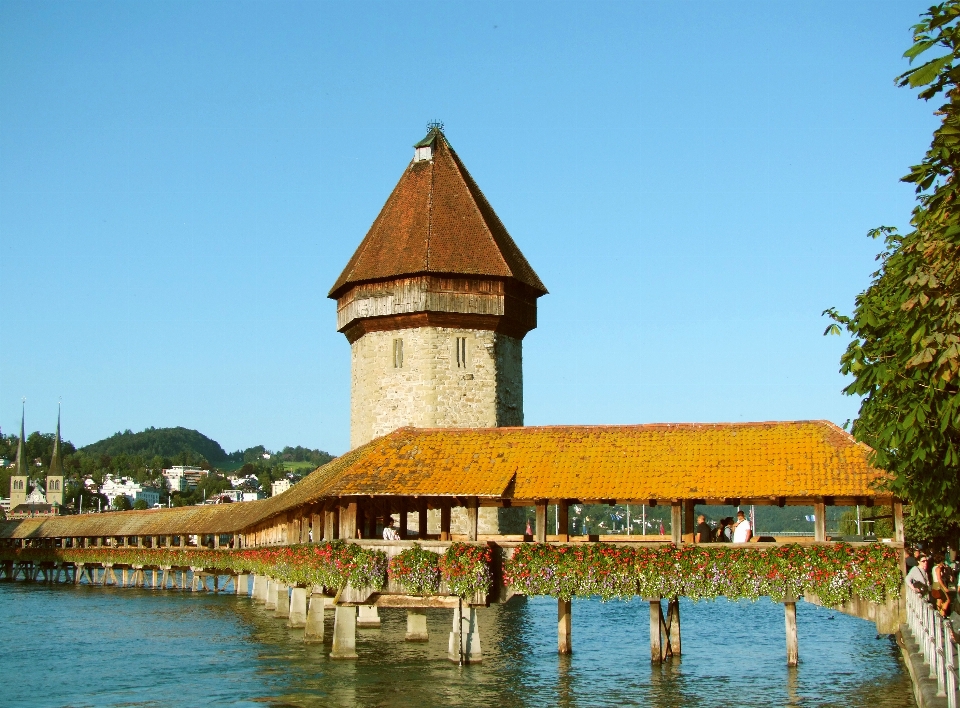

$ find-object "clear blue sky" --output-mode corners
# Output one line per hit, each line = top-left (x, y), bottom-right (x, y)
(0, 0), (936, 455)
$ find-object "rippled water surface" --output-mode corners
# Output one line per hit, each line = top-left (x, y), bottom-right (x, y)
(0, 582), (915, 707)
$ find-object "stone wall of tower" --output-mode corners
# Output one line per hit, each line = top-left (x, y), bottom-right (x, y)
(349, 326), (523, 449)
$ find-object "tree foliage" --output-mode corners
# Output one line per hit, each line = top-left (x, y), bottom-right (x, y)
(826, 2), (960, 520)
(81, 426), (227, 463)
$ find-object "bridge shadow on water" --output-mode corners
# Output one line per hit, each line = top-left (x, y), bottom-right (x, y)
(0, 583), (913, 708)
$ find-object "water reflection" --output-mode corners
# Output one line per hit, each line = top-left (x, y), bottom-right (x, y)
(0, 584), (914, 708)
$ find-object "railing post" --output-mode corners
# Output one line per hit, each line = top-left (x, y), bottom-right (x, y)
(936, 612), (947, 696)
(944, 616), (957, 708)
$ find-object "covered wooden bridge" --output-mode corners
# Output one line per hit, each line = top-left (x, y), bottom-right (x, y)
(0, 420), (904, 664)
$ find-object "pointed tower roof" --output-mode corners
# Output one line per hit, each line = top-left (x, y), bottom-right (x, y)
(329, 127), (547, 299)
(14, 404), (27, 477)
(48, 405), (63, 477)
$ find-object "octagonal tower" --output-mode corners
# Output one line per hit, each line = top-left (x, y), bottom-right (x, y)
(330, 126), (547, 454)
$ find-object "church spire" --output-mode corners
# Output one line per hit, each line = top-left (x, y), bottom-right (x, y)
(14, 401), (27, 477)
(49, 403), (63, 477)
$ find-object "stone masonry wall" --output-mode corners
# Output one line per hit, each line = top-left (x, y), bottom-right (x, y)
(350, 326), (523, 536)
(349, 326), (522, 449)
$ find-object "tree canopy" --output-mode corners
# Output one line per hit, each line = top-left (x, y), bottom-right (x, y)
(81, 426), (228, 463)
(826, 1), (960, 521)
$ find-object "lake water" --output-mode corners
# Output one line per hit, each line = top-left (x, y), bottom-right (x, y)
(0, 582), (915, 707)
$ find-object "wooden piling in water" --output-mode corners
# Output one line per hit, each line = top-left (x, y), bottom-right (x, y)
(558, 599), (572, 654)
(784, 599), (799, 666)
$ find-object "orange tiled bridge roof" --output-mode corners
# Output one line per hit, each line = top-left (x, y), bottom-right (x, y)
(0, 421), (890, 539)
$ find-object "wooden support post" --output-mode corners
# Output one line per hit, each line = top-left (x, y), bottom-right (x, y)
(399, 499), (408, 540)
(558, 599), (572, 654)
(784, 599), (799, 666)
(324, 510), (336, 541)
(558, 500), (570, 541)
(649, 599), (663, 663)
(893, 500), (905, 544)
(418, 497), (428, 540)
(367, 508), (378, 540)
(213, 534), (220, 549)
(311, 512), (322, 543)
(440, 503), (452, 541)
(535, 501), (548, 543)
(339, 500), (358, 540)
(671, 503), (683, 544)
(814, 501), (827, 542)
(356, 506), (366, 540)
(466, 497), (479, 542)
(667, 599), (681, 656)
(683, 503), (695, 543)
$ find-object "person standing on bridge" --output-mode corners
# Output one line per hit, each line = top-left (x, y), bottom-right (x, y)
(906, 554), (932, 596)
(695, 514), (712, 543)
(383, 521), (400, 541)
(732, 510), (752, 543)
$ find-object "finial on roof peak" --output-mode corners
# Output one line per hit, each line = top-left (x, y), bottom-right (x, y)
(413, 122), (445, 161)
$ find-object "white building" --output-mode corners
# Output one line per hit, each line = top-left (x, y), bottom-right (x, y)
(162, 466), (205, 492)
(99, 476), (161, 508)
(271, 478), (292, 497)
(242, 490), (264, 502)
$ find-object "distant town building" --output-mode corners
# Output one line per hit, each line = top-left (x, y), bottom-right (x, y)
(162, 466), (206, 492)
(271, 478), (292, 497)
(242, 490), (265, 502)
(100, 475), (160, 507)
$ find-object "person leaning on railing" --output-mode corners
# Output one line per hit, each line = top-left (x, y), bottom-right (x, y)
(931, 555), (955, 619)
(906, 554), (932, 597)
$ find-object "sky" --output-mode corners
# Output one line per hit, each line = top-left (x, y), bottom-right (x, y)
(0, 0), (938, 456)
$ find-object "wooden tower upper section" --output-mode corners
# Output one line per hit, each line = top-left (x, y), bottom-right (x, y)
(328, 126), (547, 344)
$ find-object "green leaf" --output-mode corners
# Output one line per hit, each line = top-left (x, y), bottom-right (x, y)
(904, 39), (939, 63)
(906, 54), (953, 87)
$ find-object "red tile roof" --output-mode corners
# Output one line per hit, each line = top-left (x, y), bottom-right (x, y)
(329, 129), (547, 299)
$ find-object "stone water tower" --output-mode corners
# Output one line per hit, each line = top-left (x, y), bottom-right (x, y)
(329, 125), (547, 533)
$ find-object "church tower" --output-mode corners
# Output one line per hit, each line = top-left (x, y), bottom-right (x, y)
(329, 126), (548, 450)
(9, 406), (28, 510)
(45, 406), (64, 509)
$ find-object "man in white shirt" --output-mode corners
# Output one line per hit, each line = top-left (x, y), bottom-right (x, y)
(383, 521), (400, 541)
(732, 510), (752, 543)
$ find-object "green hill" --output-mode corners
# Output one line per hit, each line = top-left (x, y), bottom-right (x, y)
(81, 427), (228, 463)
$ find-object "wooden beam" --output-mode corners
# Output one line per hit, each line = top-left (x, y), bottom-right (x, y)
(535, 500), (548, 543)
(466, 497), (478, 542)
(418, 497), (428, 540)
(440, 503), (451, 542)
(339, 500), (358, 540)
(670, 502), (683, 544)
(683, 502), (695, 543)
(557, 500), (570, 542)
(814, 501), (827, 542)
(893, 500), (905, 544)
(399, 499), (408, 541)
